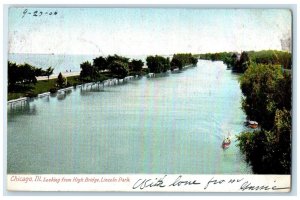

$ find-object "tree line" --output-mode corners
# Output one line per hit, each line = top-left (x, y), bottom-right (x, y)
(170, 53), (198, 70)
(199, 50), (291, 73)
(200, 50), (292, 174)
(199, 51), (250, 72)
(248, 50), (291, 69)
(145, 53), (198, 74)
(80, 53), (198, 80)
(237, 63), (291, 174)
(8, 61), (54, 91)
(8, 53), (198, 97)
(80, 54), (144, 81)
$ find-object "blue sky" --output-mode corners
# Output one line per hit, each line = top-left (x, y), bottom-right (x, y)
(8, 8), (291, 55)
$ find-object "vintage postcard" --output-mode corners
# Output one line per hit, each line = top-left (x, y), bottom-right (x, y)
(5, 6), (293, 192)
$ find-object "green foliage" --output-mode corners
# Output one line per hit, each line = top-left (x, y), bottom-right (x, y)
(8, 75), (83, 101)
(191, 56), (198, 65)
(25, 91), (38, 98)
(129, 59), (144, 73)
(106, 54), (130, 64)
(236, 130), (265, 171)
(237, 109), (291, 174)
(248, 50), (292, 69)
(233, 51), (250, 73)
(8, 61), (56, 95)
(229, 53), (238, 67)
(93, 56), (107, 72)
(200, 50), (292, 71)
(56, 72), (67, 88)
(20, 63), (38, 84)
(170, 53), (198, 70)
(49, 87), (58, 93)
(8, 61), (19, 88)
(8, 61), (49, 91)
(141, 68), (150, 75)
(170, 56), (182, 70)
(33, 67), (44, 77)
(80, 61), (98, 81)
(80, 54), (143, 80)
(239, 63), (289, 130)
(237, 61), (291, 174)
(200, 52), (233, 62)
(43, 67), (54, 80)
(146, 55), (171, 73)
(108, 60), (129, 79)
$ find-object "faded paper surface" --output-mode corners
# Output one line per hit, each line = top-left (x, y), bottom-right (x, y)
(7, 175), (291, 192)
(6, 7), (293, 192)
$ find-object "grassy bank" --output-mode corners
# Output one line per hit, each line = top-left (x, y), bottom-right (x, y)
(8, 69), (150, 101)
(8, 76), (81, 101)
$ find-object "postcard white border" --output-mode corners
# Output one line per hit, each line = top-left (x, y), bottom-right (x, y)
(7, 174), (291, 192)
(2, 1), (299, 197)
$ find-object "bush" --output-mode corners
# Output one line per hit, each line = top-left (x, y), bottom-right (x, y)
(146, 55), (170, 73)
(49, 88), (58, 94)
(25, 92), (38, 98)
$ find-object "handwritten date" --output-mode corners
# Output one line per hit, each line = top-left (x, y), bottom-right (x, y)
(22, 9), (58, 18)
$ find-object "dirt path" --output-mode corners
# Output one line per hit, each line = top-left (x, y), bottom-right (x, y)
(36, 72), (80, 81)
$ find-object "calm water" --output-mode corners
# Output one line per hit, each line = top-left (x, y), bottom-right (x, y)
(7, 60), (252, 174)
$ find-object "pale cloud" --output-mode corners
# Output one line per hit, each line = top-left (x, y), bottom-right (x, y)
(8, 8), (292, 55)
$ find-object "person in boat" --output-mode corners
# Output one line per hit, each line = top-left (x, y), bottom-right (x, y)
(222, 137), (231, 149)
(224, 137), (230, 144)
(226, 137), (230, 141)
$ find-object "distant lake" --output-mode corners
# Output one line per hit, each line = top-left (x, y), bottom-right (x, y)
(7, 59), (252, 174)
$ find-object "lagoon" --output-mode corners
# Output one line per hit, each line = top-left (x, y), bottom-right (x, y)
(7, 59), (252, 174)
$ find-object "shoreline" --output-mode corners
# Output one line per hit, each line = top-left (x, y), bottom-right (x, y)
(7, 63), (196, 102)
(36, 71), (80, 81)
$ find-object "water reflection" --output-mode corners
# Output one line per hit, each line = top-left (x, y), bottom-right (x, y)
(8, 101), (37, 118)
(7, 60), (252, 174)
(40, 95), (50, 103)
(57, 90), (72, 101)
(79, 76), (140, 94)
(50, 92), (57, 97)
(147, 72), (170, 78)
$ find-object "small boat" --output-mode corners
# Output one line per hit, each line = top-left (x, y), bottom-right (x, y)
(222, 137), (231, 149)
(245, 120), (258, 129)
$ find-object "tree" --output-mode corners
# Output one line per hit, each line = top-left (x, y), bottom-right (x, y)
(80, 61), (97, 81)
(8, 62), (50, 92)
(57, 72), (66, 88)
(108, 60), (129, 79)
(8, 61), (20, 88)
(237, 108), (291, 174)
(146, 55), (170, 73)
(240, 63), (285, 129)
(106, 54), (129, 66)
(129, 59), (144, 73)
(171, 53), (198, 70)
(273, 109), (291, 173)
(79, 55), (133, 81)
(93, 56), (107, 72)
(18, 63), (37, 85)
(33, 67), (44, 77)
(190, 56), (198, 65)
(170, 56), (183, 70)
(44, 67), (54, 80)
(238, 51), (250, 72)
(247, 50), (292, 69)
